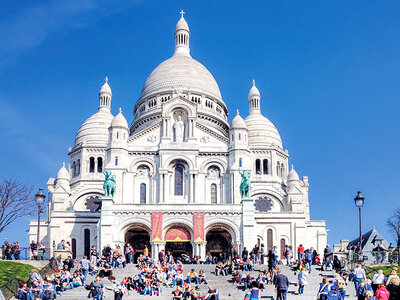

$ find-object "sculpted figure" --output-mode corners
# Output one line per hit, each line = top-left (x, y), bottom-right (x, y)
(102, 169), (116, 197)
(174, 115), (185, 142)
(239, 169), (252, 198)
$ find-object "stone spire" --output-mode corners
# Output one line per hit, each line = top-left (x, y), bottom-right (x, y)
(99, 76), (112, 111)
(174, 10), (191, 57)
(248, 79), (261, 115)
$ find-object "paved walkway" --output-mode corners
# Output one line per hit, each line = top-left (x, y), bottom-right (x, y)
(61, 264), (358, 299)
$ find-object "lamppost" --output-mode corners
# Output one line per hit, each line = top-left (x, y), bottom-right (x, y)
(35, 188), (46, 247)
(354, 191), (365, 254)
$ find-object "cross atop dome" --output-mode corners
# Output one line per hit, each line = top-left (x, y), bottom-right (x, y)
(252, 79), (255, 86)
(105, 76), (108, 83)
(180, 10), (185, 18)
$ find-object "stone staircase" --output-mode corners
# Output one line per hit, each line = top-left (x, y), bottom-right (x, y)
(61, 263), (358, 299)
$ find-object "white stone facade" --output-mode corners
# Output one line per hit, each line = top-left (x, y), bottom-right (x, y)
(29, 13), (327, 261)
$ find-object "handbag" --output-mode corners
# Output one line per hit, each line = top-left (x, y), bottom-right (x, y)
(243, 293), (251, 300)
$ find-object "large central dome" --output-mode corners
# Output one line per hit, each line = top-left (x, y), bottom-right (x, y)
(140, 55), (222, 100)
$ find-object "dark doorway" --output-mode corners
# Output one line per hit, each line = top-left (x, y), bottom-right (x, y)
(84, 229), (90, 258)
(71, 238), (76, 259)
(125, 227), (151, 261)
(206, 228), (232, 260)
(165, 242), (193, 259)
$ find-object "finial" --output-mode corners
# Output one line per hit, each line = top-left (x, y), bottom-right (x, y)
(291, 164), (294, 170)
(236, 109), (239, 115)
(62, 162), (65, 168)
(118, 107), (122, 113)
(180, 10), (185, 18)
(105, 76), (108, 83)
(252, 79), (255, 86)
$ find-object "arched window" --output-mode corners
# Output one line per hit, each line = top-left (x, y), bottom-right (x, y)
(255, 159), (261, 174)
(263, 159), (268, 175)
(116, 132), (119, 139)
(239, 158), (242, 168)
(115, 156), (118, 166)
(76, 159), (80, 175)
(276, 162), (280, 177)
(140, 183), (146, 203)
(89, 157), (95, 173)
(97, 157), (103, 173)
(281, 164), (285, 177)
(84, 229), (90, 258)
(72, 161), (76, 177)
(267, 229), (273, 251)
(174, 165), (184, 196)
(238, 133), (241, 140)
(211, 183), (217, 204)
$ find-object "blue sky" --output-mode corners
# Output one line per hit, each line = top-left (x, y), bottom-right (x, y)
(0, 0), (399, 248)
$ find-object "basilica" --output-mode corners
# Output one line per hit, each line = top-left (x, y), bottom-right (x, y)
(29, 12), (327, 261)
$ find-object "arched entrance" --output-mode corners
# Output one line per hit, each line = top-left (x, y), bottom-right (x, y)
(125, 225), (151, 261)
(164, 226), (192, 259)
(206, 227), (232, 260)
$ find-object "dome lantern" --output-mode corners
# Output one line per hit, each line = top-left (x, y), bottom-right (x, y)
(99, 76), (112, 111)
(248, 79), (261, 115)
(174, 10), (190, 57)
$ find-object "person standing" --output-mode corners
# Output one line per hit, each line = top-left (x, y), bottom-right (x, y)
(30, 240), (38, 260)
(353, 264), (367, 292)
(242, 247), (249, 261)
(12, 241), (21, 260)
(124, 243), (133, 264)
(297, 267), (308, 295)
(297, 244), (304, 261)
(273, 268), (289, 300)
(57, 240), (66, 250)
(260, 244), (265, 265)
(90, 246), (99, 266)
(106, 276), (124, 300)
(317, 277), (330, 300)
(375, 284), (390, 300)
(304, 249), (314, 272)
(80, 255), (91, 282)
(372, 270), (385, 293)
(143, 245), (149, 258)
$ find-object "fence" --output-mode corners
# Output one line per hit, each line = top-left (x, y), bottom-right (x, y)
(0, 247), (52, 261)
(0, 257), (60, 300)
(348, 250), (399, 267)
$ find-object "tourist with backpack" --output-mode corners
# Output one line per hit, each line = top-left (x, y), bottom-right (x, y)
(304, 249), (314, 272)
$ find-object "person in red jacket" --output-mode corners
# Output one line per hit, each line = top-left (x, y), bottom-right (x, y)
(375, 284), (390, 300)
(297, 244), (305, 261)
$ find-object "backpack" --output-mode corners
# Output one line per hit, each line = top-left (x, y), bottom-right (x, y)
(305, 251), (313, 262)
(348, 272), (356, 282)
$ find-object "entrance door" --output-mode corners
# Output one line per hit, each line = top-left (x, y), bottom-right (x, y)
(165, 226), (192, 260)
(206, 228), (232, 260)
(125, 226), (151, 261)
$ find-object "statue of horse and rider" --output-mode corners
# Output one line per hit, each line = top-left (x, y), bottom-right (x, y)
(102, 169), (116, 197)
(239, 169), (252, 198)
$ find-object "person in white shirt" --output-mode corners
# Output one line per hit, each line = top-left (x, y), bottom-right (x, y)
(352, 264), (366, 292)
(372, 269), (385, 293)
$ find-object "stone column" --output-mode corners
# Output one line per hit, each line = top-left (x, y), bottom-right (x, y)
(100, 197), (115, 250)
(241, 197), (257, 251)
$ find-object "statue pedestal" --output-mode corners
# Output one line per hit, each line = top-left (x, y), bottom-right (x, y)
(241, 197), (257, 253)
(99, 197), (114, 250)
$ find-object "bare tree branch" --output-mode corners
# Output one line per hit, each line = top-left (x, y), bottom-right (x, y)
(0, 179), (35, 234)
(387, 208), (400, 248)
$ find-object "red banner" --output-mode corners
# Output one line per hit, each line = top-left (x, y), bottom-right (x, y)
(165, 227), (191, 242)
(151, 212), (163, 242)
(193, 213), (205, 243)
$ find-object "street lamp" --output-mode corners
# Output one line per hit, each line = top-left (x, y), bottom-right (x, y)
(354, 191), (365, 253)
(35, 188), (46, 249)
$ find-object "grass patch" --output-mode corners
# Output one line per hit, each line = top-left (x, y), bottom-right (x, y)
(0, 261), (34, 286)
(366, 265), (399, 278)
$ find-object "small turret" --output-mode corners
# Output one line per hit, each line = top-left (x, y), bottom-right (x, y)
(248, 79), (261, 115)
(99, 77), (112, 111)
(174, 10), (190, 57)
(56, 162), (70, 192)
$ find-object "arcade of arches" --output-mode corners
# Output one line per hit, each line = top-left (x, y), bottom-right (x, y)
(124, 222), (235, 260)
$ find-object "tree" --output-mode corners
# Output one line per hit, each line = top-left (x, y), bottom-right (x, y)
(0, 179), (35, 234)
(387, 208), (400, 265)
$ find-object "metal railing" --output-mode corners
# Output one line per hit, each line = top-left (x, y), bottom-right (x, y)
(0, 247), (52, 261)
(348, 250), (399, 266)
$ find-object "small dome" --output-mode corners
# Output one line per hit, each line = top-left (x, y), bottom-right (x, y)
(230, 110), (247, 129)
(75, 109), (114, 145)
(248, 79), (260, 99)
(244, 113), (282, 148)
(57, 162), (70, 180)
(111, 108), (128, 128)
(100, 77), (112, 95)
(175, 13), (189, 33)
(287, 165), (299, 182)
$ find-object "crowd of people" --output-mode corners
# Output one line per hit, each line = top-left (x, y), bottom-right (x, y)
(11, 240), (400, 300)
(1, 241), (21, 260)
